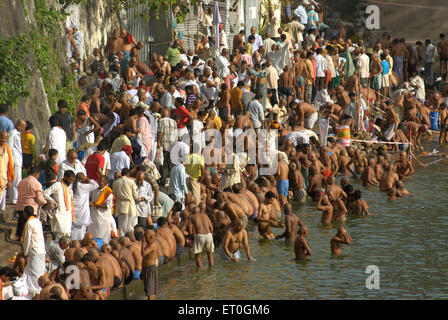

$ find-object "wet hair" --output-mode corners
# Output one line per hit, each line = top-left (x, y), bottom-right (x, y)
(344, 184), (354, 193)
(354, 190), (362, 200)
(213, 200), (223, 208)
(173, 202), (183, 212)
(134, 226), (144, 241)
(265, 191), (276, 199)
(157, 217), (168, 227)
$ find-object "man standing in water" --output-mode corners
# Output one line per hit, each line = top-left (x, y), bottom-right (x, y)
(221, 220), (255, 262)
(141, 229), (159, 300)
(276, 203), (303, 244)
(294, 226), (311, 260)
(330, 227), (352, 255)
(191, 206), (214, 268)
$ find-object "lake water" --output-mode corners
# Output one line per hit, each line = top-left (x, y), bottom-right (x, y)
(116, 137), (448, 300)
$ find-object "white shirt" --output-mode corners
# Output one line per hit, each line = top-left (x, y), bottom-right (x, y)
(82, 147), (111, 175)
(73, 180), (98, 227)
(216, 54), (230, 79)
(425, 43), (437, 63)
(251, 34), (263, 54)
(7, 128), (22, 167)
(314, 54), (328, 78)
(294, 5), (308, 24)
(192, 119), (206, 151)
(358, 54), (370, 78)
(43, 181), (73, 235)
(410, 75), (425, 101)
(136, 180), (153, 218)
(58, 159), (86, 180)
(284, 131), (310, 147)
(169, 141), (190, 165)
(220, 31), (228, 49)
(109, 151), (130, 180)
(23, 217), (46, 256)
(47, 126), (67, 164)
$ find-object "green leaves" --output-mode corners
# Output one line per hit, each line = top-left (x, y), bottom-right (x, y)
(0, 34), (32, 106)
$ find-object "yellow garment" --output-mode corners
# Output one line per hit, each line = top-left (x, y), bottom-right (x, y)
(21, 131), (36, 160)
(110, 134), (131, 154)
(185, 153), (204, 180)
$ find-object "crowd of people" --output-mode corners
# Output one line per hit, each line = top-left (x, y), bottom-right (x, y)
(1, 0), (447, 301)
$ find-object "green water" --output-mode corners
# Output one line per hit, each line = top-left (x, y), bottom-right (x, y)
(123, 138), (448, 299)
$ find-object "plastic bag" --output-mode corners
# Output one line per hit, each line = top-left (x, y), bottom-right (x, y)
(155, 147), (164, 166)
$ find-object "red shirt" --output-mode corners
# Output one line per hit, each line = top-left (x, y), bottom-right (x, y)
(174, 106), (190, 129)
(85, 152), (105, 181)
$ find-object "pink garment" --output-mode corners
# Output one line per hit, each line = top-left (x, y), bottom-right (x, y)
(15, 175), (47, 212)
(137, 116), (153, 157)
(239, 54), (253, 67)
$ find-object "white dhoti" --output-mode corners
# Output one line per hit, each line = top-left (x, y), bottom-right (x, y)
(23, 249), (46, 298)
(147, 139), (157, 163)
(9, 165), (22, 204)
(117, 213), (137, 235)
(70, 224), (87, 240)
(0, 190), (6, 211)
(304, 112), (318, 129)
(87, 207), (114, 243)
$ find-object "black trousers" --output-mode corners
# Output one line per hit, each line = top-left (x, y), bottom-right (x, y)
(15, 211), (26, 238)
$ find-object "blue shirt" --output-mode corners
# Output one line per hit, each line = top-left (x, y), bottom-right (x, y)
(0, 115), (14, 133)
(168, 163), (189, 200)
(381, 60), (390, 75)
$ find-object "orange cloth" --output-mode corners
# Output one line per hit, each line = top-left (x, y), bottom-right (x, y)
(4, 144), (14, 183)
(61, 182), (75, 221)
(20, 215), (35, 243)
(0, 278), (3, 300)
(94, 186), (113, 206)
(75, 102), (90, 128)
(323, 170), (332, 180)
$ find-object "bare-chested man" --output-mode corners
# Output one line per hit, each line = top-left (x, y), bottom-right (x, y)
(347, 149), (368, 179)
(349, 190), (373, 216)
(275, 153), (290, 208)
(191, 206), (214, 268)
(330, 227), (352, 255)
(104, 29), (122, 58)
(438, 33), (448, 81)
(36, 275), (70, 300)
(307, 165), (325, 202)
(380, 163), (399, 192)
(156, 217), (177, 260)
(100, 243), (123, 289)
(288, 161), (306, 206)
(393, 151), (414, 180)
(279, 65), (296, 105)
(256, 191), (276, 239)
(439, 103), (448, 144)
(124, 232), (143, 281)
(317, 194), (334, 224)
(275, 203), (303, 244)
(294, 226), (312, 260)
(362, 158), (379, 186)
(338, 149), (355, 176)
(141, 229), (159, 300)
(297, 102), (318, 129)
(221, 220), (255, 262)
(294, 53), (306, 101)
